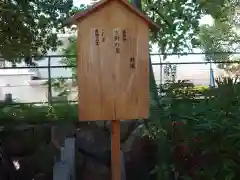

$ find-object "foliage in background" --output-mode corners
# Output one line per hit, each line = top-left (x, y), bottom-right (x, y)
(50, 37), (77, 98)
(62, 37), (77, 78)
(198, 1), (240, 75)
(146, 76), (240, 180)
(163, 63), (177, 82)
(50, 77), (77, 99)
(141, 0), (239, 57)
(47, 3), (89, 99)
(0, 0), (73, 64)
(198, 21), (240, 74)
(0, 103), (78, 124)
(64, 0), (238, 61)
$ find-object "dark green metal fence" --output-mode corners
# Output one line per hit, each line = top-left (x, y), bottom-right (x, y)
(0, 52), (239, 105)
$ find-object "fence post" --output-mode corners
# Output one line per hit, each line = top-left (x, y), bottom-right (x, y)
(47, 56), (52, 105)
(53, 161), (71, 180)
(53, 137), (75, 180)
(61, 138), (76, 180)
(120, 151), (126, 180)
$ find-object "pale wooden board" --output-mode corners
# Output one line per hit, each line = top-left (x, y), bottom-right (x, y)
(99, 28), (116, 120)
(136, 23), (149, 118)
(77, 27), (102, 120)
(77, 1), (149, 120)
(115, 27), (139, 120)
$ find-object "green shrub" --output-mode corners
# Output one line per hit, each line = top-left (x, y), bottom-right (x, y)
(147, 77), (240, 180)
(0, 103), (78, 125)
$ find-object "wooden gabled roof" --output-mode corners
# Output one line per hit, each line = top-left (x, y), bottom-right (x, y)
(68, 0), (159, 31)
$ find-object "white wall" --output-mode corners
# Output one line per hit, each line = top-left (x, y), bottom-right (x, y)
(151, 52), (226, 86)
(0, 71), (77, 103)
(0, 70), (48, 103)
(0, 34), (77, 103)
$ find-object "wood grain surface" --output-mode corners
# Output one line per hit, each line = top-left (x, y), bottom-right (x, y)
(77, 1), (149, 120)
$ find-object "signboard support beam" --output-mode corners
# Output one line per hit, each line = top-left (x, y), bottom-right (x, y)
(111, 120), (121, 180)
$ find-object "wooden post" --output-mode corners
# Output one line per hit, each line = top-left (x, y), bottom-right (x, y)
(69, 0), (157, 180)
(111, 120), (121, 180)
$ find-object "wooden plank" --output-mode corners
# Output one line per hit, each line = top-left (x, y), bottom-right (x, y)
(115, 27), (138, 120)
(77, 5), (117, 120)
(99, 27), (116, 120)
(111, 120), (121, 180)
(136, 23), (149, 118)
(77, 26), (102, 120)
(111, 2), (148, 119)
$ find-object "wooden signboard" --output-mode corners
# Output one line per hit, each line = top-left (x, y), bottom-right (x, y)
(69, 0), (158, 121)
(68, 1), (158, 180)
